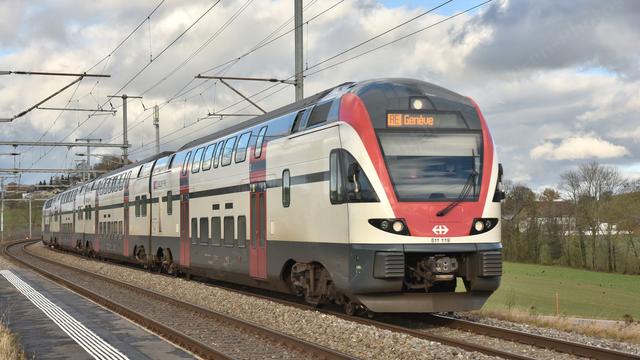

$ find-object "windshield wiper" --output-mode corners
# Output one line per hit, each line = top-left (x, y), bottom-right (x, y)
(436, 170), (477, 217)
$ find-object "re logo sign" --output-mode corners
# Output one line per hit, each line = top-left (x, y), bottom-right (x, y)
(432, 224), (449, 235)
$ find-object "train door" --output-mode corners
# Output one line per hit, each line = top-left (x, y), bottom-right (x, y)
(249, 181), (267, 279)
(179, 151), (191, 267)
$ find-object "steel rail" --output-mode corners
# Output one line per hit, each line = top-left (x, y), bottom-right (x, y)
(27, 240), (640, 360)
(4, 240), (354, 360)
(426, 314), (639, 360)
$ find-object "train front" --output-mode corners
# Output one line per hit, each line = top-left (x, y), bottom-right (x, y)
(337, 79), (504, 313)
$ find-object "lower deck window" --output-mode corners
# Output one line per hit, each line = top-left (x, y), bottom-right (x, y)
(223, 216), (234, 246)
(237, 216), (246, 247)
(211, 217), (221, 246)
(191, 218), (198, 244)
(199, 217), (209, 244)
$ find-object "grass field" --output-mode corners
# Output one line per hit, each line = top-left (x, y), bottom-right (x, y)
(482, 262), (640, 320)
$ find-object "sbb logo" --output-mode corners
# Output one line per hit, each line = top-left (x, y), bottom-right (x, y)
(432, 224), (449, 235)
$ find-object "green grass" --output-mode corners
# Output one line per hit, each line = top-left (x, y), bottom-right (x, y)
(482, 262), (640, 320)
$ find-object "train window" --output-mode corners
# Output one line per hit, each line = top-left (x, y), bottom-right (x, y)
(223, 216), (235, 246)
(291, 110), (305, 133)
(141, 195), (148, 217)
(235, 132), (251, 163)
(254, 126), (267, 158)
(181, 151), (192, 176)
(221, 137), (237, 167)
(167, 154), (176, 169)
(213, 141), (224, 168)
(199, 217), (209, 245)
(119, 221), (123, 235)
(135, 196), (140, 217)
(191, 218), (198, 244)
(306, 101), (332, 128)
(211, 217), (221, 246)
(191, 147), (204, 173)
(166, 191), (173, 215)
(282, 169), (290, 207)
(330, 150), (345, 204)
(237, 216), (246, 247)
(202, 144), (216, 171)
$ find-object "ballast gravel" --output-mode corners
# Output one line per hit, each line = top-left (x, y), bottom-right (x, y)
(455, 312), (640, 356)
(27, 243), (497, 360)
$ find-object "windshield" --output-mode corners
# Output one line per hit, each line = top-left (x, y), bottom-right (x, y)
(378, 131), (482, 202)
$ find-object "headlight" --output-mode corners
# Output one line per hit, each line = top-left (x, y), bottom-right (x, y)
(392, 221), (404, 233)
(368, 218), (410, 235)
(411, 98), (424, 110)
(470, 218), (499, 235)
(380, 220), (390, 231)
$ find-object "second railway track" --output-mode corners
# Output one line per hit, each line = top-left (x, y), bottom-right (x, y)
(2, 239), (355, 360)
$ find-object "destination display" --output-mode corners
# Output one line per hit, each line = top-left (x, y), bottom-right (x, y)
(386, 112), (465, 129)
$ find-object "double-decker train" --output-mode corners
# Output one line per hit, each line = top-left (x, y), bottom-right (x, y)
(42, 78), (504, 314)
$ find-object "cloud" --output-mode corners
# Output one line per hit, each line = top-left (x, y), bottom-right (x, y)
(530, 136), (630, 160)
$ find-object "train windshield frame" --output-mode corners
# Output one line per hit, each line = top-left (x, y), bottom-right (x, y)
(377, 130), (483, 202)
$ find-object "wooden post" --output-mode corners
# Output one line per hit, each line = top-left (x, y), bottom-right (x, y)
(555, 291), (560, 316)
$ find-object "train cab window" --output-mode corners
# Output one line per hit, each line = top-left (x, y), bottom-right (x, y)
(202, 144), (216, 171)
(223, 216), (235, 246)
(181, 151), (192, 176)
(254, 126), (267, 158)
(211, 217), (221, 246)
(191, 147), (204, 173)
(191, 218), (198, 244)
(282, 169), (290, 207)
(237, 216), (246, 247)
(221, 137), (237, 167)
(141, 195), (148, 217)
(235, 132), (251, 163)
(330, 151), (345, 204)
(306, 101), (332, 128)
(199, 217), (209, 245)
(213, 142), (224, 168)
(166, 191), (173, 215)
(135, 196), (141, 217)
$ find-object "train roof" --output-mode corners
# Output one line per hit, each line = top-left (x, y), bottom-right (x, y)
(179, 81), (355, 151)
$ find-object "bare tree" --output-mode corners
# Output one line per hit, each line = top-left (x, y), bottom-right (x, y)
(560, 161), (627, 270)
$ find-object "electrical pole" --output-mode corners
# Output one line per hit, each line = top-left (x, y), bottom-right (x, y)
(294, 0), (304, 101)
(154, 105), (160, 155)
(28, 195), (32, 239)
(108, 94), (142, 164)
(76, 138), (101, 181)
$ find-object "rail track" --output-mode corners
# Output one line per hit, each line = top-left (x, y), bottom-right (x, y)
(12, 239), (640, 360)
(1, 239), (355, 360)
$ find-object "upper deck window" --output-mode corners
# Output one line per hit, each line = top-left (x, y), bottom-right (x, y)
(191, 147), (204, 173)
(202, 144), (216, 171)
(254, 126), (267, 158)
(235, 132), (251, 163)
(221, 137), (237, 167)
(306, 101), (332, 128)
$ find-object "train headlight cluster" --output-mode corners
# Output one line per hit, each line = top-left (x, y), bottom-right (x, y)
(369, 218), (410, 235)
(470, 218), (499, 235)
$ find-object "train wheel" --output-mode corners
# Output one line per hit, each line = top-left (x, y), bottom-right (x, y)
(290, 262), (336, 306)
(344, 301), (357, 316)
(161, 248), (177, 276)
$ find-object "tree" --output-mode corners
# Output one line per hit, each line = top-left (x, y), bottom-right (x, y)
(560, 161), (627, 270)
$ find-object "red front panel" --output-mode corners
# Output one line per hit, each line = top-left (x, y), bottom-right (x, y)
(339, 93), (494, 237)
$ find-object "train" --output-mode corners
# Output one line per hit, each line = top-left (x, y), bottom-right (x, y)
(42, 78), (504, 314)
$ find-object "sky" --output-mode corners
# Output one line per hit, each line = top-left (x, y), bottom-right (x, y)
(0, 0), (639, 191)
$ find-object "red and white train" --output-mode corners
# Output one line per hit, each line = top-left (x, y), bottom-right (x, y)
(42, 78), (504, 314)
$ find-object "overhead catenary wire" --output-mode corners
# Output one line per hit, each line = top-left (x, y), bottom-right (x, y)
(33, 0), (224, 168)
(116, 0), (340, 147)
